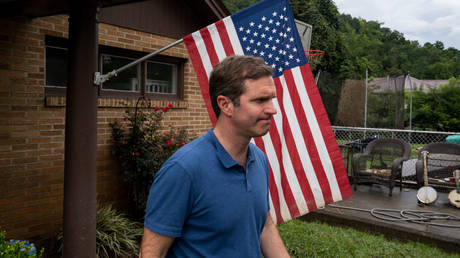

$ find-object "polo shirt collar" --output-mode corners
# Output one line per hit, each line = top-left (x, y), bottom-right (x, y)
(207, 129), (255, 169)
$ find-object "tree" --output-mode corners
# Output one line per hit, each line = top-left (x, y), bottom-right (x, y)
(406, 75), (460, 131)
(338, 14), (460, 80)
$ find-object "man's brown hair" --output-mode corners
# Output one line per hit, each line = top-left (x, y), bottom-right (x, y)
(209, 55), (274, 117)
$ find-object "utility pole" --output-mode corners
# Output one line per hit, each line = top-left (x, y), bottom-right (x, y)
(364, 68), (368, 129)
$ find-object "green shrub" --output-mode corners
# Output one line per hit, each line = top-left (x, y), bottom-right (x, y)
(58, 205), (142, 258)
(0, 231), (44, 257)
(111, 99), (192, 219)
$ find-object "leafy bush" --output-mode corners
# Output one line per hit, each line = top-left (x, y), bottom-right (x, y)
(111, 99), (192, 219)
(58, 205), (142, 258)
(0, 231), (44, 257)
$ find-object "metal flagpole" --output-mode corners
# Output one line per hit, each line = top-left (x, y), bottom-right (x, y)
(94, 38), (184, 85)
(364, 68), (368, 129)
(408, 71), (413, 131)
(314, 69), (321, 85)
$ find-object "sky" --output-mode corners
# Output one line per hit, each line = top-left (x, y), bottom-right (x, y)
(335, 0), (460, 49)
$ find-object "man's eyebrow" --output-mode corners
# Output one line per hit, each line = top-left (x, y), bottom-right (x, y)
(252, 95), (276, 101)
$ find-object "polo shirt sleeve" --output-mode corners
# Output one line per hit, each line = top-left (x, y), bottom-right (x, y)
(144, 161), (192, 237)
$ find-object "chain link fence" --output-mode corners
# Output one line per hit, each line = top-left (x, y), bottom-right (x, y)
(333, 126), (459, 186)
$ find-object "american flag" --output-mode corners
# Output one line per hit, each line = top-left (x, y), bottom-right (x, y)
(183, 0), (352, 224)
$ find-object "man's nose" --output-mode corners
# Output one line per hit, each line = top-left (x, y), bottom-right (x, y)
(266, 100), (277, 115)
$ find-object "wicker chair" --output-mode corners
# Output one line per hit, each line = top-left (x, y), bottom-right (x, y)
(415, 142), (460, 190)
(352, 138), (411, 196)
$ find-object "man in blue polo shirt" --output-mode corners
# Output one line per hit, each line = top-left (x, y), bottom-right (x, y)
(140, 55), (290, 258)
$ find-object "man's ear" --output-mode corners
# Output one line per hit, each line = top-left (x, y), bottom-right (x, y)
(217, 95), (233, 117)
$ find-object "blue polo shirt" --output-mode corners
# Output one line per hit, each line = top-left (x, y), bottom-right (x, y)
(144, 129), (270, 257)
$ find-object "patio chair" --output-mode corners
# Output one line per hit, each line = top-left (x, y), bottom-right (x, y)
(415, 142), (460, 190)
(352, 138), (411, 196)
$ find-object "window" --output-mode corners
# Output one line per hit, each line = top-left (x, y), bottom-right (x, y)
(101, 54), (140, 92)
(146, 61), (177, 94)
(46, 46), (68, 87)
(45, 36), (185, 101)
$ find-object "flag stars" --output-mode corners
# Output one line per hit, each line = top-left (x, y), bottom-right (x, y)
(234, 7), (303, 74)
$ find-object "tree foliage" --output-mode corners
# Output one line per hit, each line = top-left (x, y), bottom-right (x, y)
(339, 14), (460, 80)
(407, 76), (460, 132)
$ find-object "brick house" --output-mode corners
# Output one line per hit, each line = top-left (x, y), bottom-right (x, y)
(0, 0), (228, 241)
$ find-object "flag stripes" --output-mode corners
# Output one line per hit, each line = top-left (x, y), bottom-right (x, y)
(183, 0), (352, 224)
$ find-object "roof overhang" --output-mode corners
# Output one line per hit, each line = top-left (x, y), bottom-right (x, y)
(0, 0), (154, 18)
(0, 0), (229, 19)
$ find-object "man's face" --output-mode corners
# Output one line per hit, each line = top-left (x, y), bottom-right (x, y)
(230, 76), (277, 138)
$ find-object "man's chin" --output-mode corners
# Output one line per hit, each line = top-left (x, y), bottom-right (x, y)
(252, 128), (271, 138)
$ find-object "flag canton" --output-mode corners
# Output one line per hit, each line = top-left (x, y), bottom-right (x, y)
(232, 2), (307, 77)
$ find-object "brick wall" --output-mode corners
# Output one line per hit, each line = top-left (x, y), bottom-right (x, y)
(0, 15), (211, 239)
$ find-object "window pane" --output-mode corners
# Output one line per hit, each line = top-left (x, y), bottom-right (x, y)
(102, 54), (139, 92)
(146, 61), (177, 94)
(46, 46), (68, 87)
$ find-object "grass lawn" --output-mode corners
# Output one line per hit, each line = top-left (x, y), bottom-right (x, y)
(278, 220), (460, 258)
